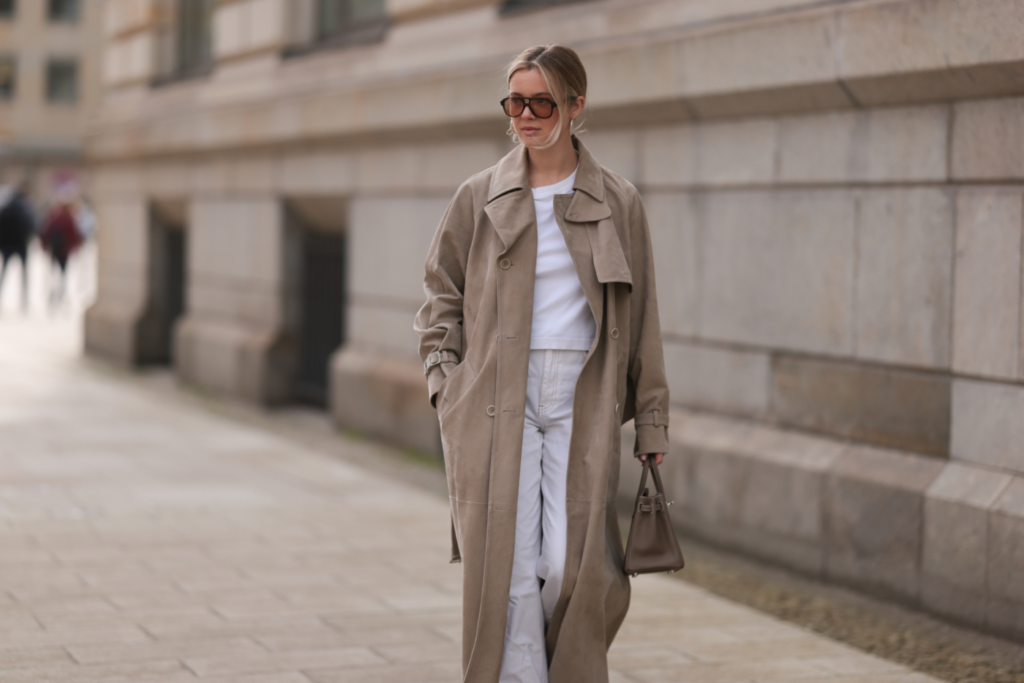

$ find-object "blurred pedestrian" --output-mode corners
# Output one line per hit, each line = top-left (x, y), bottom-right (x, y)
(0, 182), (36, 311)
(39, 195), (83, 307)
(73, 194), (96, 241)
(415, 45), (669, 683)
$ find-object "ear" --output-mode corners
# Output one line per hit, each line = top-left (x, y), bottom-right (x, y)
(570, 95), (585, 122)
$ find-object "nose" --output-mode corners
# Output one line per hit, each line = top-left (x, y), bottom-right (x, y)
(521, 104), (537, 120)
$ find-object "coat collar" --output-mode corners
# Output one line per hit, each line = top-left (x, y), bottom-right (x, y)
(486, 136), (611, 251)
(487, 135), (606, 206)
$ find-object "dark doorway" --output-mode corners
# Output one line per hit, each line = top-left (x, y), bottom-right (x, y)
(296, 229), (346, 405)
(163, 226), (186, 359)
(144, 201), (188, 365)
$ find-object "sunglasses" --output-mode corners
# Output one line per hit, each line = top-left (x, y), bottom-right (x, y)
(501, 96), (558, 119)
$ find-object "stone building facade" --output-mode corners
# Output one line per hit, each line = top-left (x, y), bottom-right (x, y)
(0, 0), (101, 198)
(86, 0), (1024, 640)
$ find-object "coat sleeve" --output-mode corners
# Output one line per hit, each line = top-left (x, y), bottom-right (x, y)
(413, 183), (475, 407)
(626, 191), (671, 456)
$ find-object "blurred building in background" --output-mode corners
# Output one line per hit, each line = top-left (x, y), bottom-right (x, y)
(0, 0), (101, 200)
(85, 0), (1024, 641)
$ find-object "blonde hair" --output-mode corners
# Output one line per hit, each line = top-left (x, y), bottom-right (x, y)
(506, 45), (587, 149)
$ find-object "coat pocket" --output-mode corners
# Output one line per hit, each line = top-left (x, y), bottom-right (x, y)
(437, 357), (493, 506)
(436, 357), (477, 421)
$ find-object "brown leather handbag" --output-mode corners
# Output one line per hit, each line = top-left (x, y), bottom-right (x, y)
(623, 459), (685, 576)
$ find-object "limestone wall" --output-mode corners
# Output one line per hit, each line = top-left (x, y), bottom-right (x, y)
(85, 0), (1024, 640)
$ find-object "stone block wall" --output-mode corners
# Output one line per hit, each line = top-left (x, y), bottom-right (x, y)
(618, 415), (1024, 640)
(580, 100), (1024, 471)
(84, 0), (1024, 641)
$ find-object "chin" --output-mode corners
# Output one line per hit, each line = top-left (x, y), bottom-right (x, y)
(518, 131), (550, 147)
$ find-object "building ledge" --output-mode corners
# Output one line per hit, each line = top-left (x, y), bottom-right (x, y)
(85, 0), (1024, 161)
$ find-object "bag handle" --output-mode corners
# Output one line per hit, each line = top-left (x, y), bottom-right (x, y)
(649, 459), (666, 496)
(635, 458), (651, 502)
(634, 458), (666, 501)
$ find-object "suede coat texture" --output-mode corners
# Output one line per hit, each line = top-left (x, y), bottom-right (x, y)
(414, 137), (670, 683)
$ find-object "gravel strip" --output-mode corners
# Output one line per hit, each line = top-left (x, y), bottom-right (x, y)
(667, 535), (1024, 683)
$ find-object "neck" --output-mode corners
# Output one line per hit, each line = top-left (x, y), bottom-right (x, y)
(526, 133), (578, 188)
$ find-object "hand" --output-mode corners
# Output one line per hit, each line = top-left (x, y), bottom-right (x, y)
(638, 453), (664, 466)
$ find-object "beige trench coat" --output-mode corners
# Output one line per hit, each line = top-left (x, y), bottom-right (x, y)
(414, 137), (670, 683)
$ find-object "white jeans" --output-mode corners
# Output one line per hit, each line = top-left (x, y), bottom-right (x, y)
(500, 349), (587, 683)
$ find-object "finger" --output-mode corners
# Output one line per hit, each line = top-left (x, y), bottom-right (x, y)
(638, 454), (647, 462)
(656, 454), (664, 465)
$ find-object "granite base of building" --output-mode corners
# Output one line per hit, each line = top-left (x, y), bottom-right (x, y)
(83, 299), (171, 366)
(83, 302), (145, 365)
(329, 347), (442, 458)
(174, 317), (294, 405)
(618, 409), (1024, 644)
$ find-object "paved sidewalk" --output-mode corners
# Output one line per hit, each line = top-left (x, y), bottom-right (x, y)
(0, 317), (941, 683)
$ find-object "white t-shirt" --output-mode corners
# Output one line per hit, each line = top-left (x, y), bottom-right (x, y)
(530, 166), (596, 351)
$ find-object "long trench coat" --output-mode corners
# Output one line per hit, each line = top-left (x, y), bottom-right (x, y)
(414, 136), (670, 683)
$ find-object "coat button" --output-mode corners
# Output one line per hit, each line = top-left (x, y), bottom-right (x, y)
(615, 403), (620, 415)
(486, 405), (496, 416)
(610, 328), (620, 339)
(500, 258), (512, 269)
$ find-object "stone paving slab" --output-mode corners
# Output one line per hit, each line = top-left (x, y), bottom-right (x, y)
(0, 317), (943, 683)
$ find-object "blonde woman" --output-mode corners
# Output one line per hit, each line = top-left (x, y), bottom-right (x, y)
(415, 45), (669, 683)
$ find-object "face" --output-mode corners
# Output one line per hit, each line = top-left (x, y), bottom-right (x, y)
(507, 67), (584, 148)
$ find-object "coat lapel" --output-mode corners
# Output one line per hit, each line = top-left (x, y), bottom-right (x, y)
(485, 145), (535, 253)
(555, 138), (634, 332)
(568, 139), (632, 288)
(486, 137), (633, 301)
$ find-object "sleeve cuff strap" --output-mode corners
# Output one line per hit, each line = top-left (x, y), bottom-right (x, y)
(634, 423), (669, 457)
(633, 409), (668, 428)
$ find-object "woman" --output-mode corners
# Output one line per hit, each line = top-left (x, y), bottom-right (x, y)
(414, 45), (669, 683)
(40, 195), (83, 307)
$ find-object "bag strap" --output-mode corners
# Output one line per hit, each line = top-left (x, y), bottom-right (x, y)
(634, 458), (651, 504)
(649, 460), (666, 496)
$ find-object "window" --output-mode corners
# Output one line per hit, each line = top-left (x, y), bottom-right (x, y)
(499, 0), (587, 15)
(0, 0), (14, 20)
(177, 0), (214, 75)
(48, 0), (79, 22)
(284, 0), (387, 57)
(317, 0), (385, 40)
(46, 59), (78, 103)
(0, 56), (15, 99)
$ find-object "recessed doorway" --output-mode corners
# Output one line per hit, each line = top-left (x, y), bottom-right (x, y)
(146, 200), (188, 364)
(286, 198), (347, 406)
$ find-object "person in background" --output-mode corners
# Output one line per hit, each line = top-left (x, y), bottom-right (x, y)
(0, 183), (37, 312)
(39, 195), (83, 308)
(73, 194), (96, 241)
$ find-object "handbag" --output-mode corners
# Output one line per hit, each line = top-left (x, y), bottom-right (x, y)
(623, 459), (685, 576)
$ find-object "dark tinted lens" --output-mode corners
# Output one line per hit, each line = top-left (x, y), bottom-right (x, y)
(529, 99), (553, 118)
(502, 97), (524, 116)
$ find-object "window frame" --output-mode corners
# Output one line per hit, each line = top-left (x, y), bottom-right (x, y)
(282, 0), (389, 60)
(175, 0), (214, 77)
(498, 0), (590, 16)
(47, 0), (80, 23)
(0, 54), (16, 100)
(45, 57), (79, 104)
(151, 0), (215, 87)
